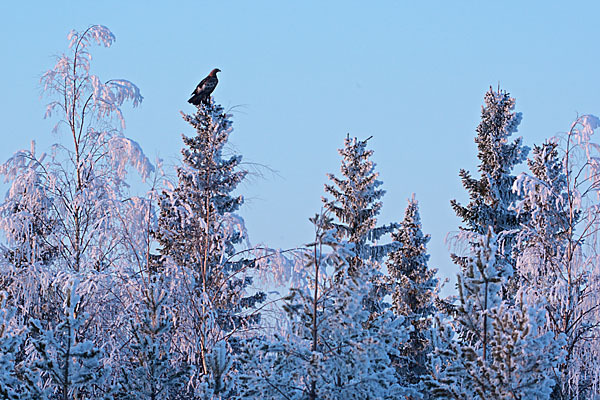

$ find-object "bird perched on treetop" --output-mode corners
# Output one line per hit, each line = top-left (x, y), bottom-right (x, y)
(188, 68), (220, 105)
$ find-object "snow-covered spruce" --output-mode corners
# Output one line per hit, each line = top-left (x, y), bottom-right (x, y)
(322, 135), (398, 278)
(386, 194), (438, 392)
(154, 99), (265, 396)
(450, 87), (529, 297)
(115, 279), (188, 399)
(427, 230), (564, 399)
(0, 292), (28, 400)
(27, 281), (107, 399)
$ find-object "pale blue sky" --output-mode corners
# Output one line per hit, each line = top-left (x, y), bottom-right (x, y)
(2, 1), (600, 287)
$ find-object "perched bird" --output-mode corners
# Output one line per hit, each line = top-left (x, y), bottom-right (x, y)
(188, 68), (220, 105)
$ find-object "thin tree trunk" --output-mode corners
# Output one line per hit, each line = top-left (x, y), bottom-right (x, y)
(309, 239), (321, 400)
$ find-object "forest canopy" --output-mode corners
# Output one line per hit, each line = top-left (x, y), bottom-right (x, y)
(1, 25), (600, 400)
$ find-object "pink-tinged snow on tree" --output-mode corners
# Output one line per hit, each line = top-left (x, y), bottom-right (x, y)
(0, 25), (154, 393)
(1, 24), (152, 276)
(0, 23), (152, 276)
(237, 213), (410, 399)
(427, 230), (564, 399)
(35, 24), (150, 273)
(153, 99), (265, 397)
(513, 116), (600, 399)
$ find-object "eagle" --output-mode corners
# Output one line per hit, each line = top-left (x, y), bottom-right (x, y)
(188, 68), (220, 105)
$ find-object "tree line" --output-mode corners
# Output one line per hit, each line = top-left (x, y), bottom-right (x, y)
(1, 25), (599, 400)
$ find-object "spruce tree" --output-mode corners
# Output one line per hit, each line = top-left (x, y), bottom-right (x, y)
(450, 87), (529, 285)
(386, 194), (438, 389)
(154, 99), (265, 393)
(27, 281), (106, 399)
(0, 156), (56, 270)
(322, 135), (398, 277)
(513, 141), (569, 288)
(0, 292), (23, 400)
(427, 230), (564, 399)
(115, 280), (188, 400)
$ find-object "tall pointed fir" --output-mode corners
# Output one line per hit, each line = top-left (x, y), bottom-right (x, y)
(386, 194), (438, 390)
(427, 230), (564, 399)
(237, 213), (408, 399)
(154, 99), (265, 395)
(322, 135), (398, 311)
(323, 135), (398, 274)
(450, 87), (529, 291)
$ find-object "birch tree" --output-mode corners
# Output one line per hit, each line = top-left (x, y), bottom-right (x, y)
(514, 116), (600, 398)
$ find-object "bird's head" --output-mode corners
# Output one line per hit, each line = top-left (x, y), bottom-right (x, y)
(211, 68), (221, 75)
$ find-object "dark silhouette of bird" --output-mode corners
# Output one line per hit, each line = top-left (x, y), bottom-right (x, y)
(188, 68), (220, 105)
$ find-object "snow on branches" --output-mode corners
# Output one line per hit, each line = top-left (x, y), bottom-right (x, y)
(4, 25), (600, 399)
(238, 214), (408, 399)
(0, 25), (156, 397)
(42, 25), (142, 130)
(512, 116), (600, 398)
(428, 230), (564, 399)
(154, 100), (265, 396)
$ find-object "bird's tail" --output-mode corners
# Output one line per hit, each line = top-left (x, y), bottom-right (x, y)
(188, 94), (202, 105)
